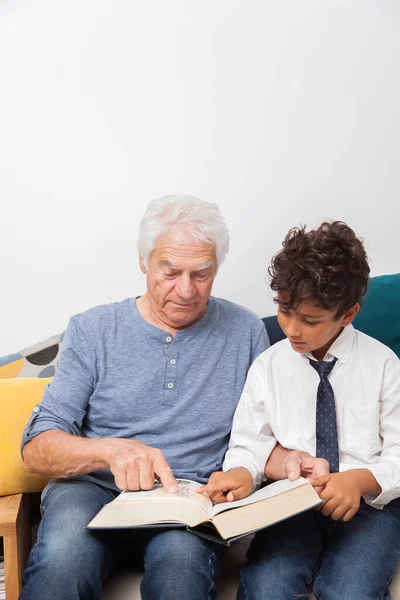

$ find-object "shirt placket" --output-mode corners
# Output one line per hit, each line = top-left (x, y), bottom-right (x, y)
(162, 333), (178, 405)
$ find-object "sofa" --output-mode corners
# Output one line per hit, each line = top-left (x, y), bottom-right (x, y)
(1, 272), (399, 600)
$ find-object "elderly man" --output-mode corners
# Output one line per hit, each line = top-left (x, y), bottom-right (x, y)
(20, 194), (324, 600)
(19, 195), (269, 600)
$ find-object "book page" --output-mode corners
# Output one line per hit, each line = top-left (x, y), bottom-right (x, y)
(211, 479), (321, 540)
(119, 479), (212, 514)
(211, 477), (308, 517)
(87, 479), (214, 529)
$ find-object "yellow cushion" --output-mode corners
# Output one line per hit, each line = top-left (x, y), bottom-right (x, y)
(0, 377), (52, 496)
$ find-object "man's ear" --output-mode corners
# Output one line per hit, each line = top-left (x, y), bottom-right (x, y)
(339, 303), (360, 327)
(139, 253), (147, 274)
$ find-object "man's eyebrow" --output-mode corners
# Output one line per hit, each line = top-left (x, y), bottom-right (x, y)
(160, 261), (179, 269)
(299, 312), (325, 319)
(193, 262), (215, 272)
(160, 261), (215, 271)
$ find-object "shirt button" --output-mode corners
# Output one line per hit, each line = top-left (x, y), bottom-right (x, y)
(33, 406), (39, 413)
(170, 359), (176, 365)
(166, 336), (172, 343)
(167, 382), (174, 389)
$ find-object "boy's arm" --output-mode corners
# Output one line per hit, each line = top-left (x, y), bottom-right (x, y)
(222, 357), (277, 490)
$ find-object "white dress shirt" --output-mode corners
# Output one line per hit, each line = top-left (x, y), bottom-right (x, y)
(223, 324), (400, 508)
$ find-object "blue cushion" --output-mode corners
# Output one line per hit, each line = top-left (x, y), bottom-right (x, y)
(353, 273), (400, 358)
(262, 316), (286, 346)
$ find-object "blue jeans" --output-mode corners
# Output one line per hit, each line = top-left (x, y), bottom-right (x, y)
(19, 480), (223, 600)
(238, 499), (400, 600)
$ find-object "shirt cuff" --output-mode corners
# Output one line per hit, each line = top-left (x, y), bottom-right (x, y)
(222, 458), (262, 492)
(341, 462), (395, 508)
(361, 463), (397, 508)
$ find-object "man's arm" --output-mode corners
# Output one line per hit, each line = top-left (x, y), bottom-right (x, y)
(21, 317), (178, 493)
(265, 444), (329, 482)
(23, 430), (178, 492)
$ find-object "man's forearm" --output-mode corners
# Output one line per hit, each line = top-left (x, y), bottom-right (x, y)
(23, 430), (113, 478)
(264, 443), (290, 480)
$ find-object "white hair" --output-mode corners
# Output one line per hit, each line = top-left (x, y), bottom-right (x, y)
(138, 194), (230, 268)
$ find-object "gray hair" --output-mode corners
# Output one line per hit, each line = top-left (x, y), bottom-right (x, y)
(138, 194), (230, 268)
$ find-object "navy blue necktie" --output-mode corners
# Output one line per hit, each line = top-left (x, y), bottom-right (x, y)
(309, 357), (339, 473)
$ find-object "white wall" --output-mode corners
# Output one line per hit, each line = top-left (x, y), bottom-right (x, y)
(0, 0), (399, 356)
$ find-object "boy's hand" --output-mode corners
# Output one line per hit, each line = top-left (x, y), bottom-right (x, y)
(309, 469), (381, 522)
(196, 467), (253, 503)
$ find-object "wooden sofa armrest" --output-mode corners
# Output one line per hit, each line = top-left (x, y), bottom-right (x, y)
(0, 494), (31, 600)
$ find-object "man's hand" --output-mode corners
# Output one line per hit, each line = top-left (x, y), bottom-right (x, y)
(106, 439), (178, 493)
(196, 467), (253, 503)
(309, 469), (382, 522)
(265, 446), (329, 490)
(284, 450), (329, 491)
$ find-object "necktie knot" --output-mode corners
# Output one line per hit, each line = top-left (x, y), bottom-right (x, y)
(309, 357), (337, 379)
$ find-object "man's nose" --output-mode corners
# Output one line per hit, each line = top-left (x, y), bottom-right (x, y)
(176, 275), (196, 299)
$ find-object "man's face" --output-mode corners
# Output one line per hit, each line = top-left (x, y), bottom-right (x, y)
(276, 295), (359, 360)
(140, 233), (217, 330)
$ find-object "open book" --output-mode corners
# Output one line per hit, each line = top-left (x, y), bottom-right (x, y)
(88, 477), (322, 544)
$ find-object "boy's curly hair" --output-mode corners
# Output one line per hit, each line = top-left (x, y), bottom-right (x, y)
(269, 221), (370, 318)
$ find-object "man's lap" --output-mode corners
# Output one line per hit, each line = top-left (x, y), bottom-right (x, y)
(23, 480), (223, 599)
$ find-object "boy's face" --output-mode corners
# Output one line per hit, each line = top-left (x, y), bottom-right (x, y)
(277, 295), (359, 360)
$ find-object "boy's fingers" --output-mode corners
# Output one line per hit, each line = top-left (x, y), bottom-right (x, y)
(208, 491), (229, 503)
(226, 487), (247, 502)
(196, 482), (229, 496)
(342, 506), (358, 522)
(329, 505), (347, 521)
(320, 498), (337, 517)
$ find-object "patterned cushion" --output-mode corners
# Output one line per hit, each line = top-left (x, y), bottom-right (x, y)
(0, 332), (64, 379)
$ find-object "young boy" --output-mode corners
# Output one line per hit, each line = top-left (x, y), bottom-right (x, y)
(198, 221), (400, 600)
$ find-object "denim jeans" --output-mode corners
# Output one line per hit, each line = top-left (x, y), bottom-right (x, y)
(238, 499), (400, 600)
(19, 480), (223, 600)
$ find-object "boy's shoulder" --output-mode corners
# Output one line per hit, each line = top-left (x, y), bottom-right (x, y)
(353, 328), (400, 363)
(253, 337), (293, 367)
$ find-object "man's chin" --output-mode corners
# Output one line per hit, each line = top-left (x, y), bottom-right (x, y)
(167, 310), (201, 328)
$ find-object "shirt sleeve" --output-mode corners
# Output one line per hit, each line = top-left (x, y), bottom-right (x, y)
(223, 354), (276, 490)
(341, 362), (400, 509)
(21, 315), (96, 452)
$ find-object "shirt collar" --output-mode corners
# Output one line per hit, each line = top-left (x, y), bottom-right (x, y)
(304, 323), (355, 364)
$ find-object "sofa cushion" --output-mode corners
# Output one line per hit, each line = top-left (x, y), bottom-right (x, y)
(353, 273), (400, 357)
(0, 332), (64, 379)
(0, 377), (51, 496)
(262, 315), (285, 345)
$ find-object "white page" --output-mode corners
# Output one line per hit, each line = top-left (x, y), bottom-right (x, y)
(117, 479), (213, 515)
(211, 477), (308, 517)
